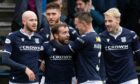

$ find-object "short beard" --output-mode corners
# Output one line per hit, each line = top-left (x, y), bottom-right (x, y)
(26, 25), (36, 32)
(59, 39), (69, 45)
(49, 19), (60, 27)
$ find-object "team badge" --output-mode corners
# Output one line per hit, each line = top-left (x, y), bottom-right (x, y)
(5, 38), (11, 44)
(121, 37), (126, 42)
(96, 37), (101, 42)
(35, 38), (39, 44)
(21, 38), (25, 42)
(107, 38), (110, 42)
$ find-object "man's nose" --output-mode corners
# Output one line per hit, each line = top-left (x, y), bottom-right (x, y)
(49, 14), (53, 19)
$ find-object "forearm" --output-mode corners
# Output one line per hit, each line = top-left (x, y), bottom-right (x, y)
(2, 53), (26, 71)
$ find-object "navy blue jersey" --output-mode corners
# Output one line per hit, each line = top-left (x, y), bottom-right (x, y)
(38, 24), (79, 41)
(52, 31), (102, 83)
(43, 40), (74, 83)
(100, 28), (140, 83)
(2, 30), (43, 83)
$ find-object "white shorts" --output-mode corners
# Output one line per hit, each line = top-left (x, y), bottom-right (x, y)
(9, 81), (39, 84)
(80, 80), (103, 84)
(120, 78), (138, 84)
(40, 76), (45, 84)
(72, 76), (77, 84)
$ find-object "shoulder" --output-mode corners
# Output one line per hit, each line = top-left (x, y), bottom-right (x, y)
(76, 34), (88, 44)
(6, 31), (20, 39)
(4, 31), (19, 44)
(123, 28), (137, 38)
(34, 33), (44, 39)
(99, 31), (108, 37)
(43, 41), (50, 50)
(68, 26), (77, 33)
(124, 28), (136, 34)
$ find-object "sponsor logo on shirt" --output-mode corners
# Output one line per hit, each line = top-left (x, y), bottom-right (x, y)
(19, 45), (43, 51)
(50, 55), (72, 60)
(105, 45), (128, 50)
(94, 44), (101, 49)
(96, 37), (101, 42)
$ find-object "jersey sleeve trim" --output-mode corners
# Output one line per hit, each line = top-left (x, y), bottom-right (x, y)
(3, 50), (11, 54)
(68, 44), (75, 53)
(134, 49), (140, 53)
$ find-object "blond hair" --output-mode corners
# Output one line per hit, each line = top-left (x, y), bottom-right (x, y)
(104, 8), (121, 19)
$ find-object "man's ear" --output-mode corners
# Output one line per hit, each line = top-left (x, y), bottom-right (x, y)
(54, 34), (58, 39)
(116, 18), (120, 24)
(22, 19), (26, 25)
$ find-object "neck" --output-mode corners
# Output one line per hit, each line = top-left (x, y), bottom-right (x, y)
(85, 24), (94, 33)
(111, 26), (120, 35)
(55, 39), (64, 46)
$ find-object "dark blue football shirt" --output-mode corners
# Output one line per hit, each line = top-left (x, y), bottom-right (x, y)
(42, 40), (75, 83)
(100, 27), (140, 83)
(52, 31), (102, 83)
(2, 30), (43, 83)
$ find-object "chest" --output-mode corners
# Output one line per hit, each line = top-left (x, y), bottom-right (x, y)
(44, 45), (73, 61)
(102, 36), (133, 51)
(12, 36), (42, 52)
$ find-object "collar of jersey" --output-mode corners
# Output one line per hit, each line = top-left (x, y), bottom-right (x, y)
(109, 26), (122, 39)
(20, 29), (34, 39)
(84, 29), (95, 35)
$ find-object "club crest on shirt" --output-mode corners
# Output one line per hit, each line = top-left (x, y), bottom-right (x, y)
(96, 37), (101, 42)
(106, 38), (110, 42)
(21, 38), (25, 42)
(5, 38), (11, 44)
(35, 38), (39, 44)
(121, 37), (126, 42)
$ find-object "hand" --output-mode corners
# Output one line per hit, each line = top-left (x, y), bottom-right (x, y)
(40, 60), (45, 72)
(25, 67), (36, 81)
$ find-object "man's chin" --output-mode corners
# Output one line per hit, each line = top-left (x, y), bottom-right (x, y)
(32, 28), (37, 32)
(64, 40), (70, 44)
(29, 28), (37, 32)
(49, 22), (55, 26)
